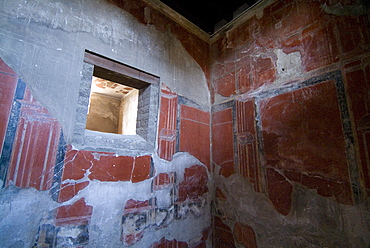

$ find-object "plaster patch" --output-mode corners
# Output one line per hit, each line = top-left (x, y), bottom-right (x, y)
(274, 49), (302, 83)
(321, 3), (369, 16)
(0, 186), (59, 247)
(57, 228), (81, 238)
(215, 174), (370, 247)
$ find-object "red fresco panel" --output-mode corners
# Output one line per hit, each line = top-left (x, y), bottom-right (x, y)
(236, 100), (259, 191)
(255, 57), (276, 89)
(131, 155), (152, 183)
(236, 55), (254, 94)
(213, 216), (236, 248)
(260, 80), (352, 205)
(151, 237), (188, 248)
(212, 108), (234, 168)
(58, 181), (90, 202)
(336, 16), (366, 54)
(28, 122), (50, 189)
(55, 198), (93, 226)
(0, 72), (17, 153)
(7, 95), (62, 190)
(218, 161), (235, 178)
(7, 117), (26, 186)
(63, 149), (94, 181)
(178, 165), (208, 202)
(345, 66), (370, 189)
(266, 167), (293, 215)
(64, 148), (135, 182)
(89, 154), (135, 182)
(153, 172), (175, 190)
(0, 58), (17, 75)
(214, 72), (236, 97)
(181, 105), (210, 124)
(158, 86), (178, 161)
(179, 109), (210, 168)
(124, 199), (150, 213)
(233, 222), (257, 248)
(302, 24), (340, 72)
(212, 108), (232, 125)
(42, 121), (61, 190)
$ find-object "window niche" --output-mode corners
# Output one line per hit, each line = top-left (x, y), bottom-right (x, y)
(73, 50), (160, 155)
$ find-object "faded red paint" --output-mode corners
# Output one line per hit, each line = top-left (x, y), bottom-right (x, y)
(59, 181), (89, 202)
(233, 222), (257, 248)
(150, 237), (188, 248)
(56, 198), (93, 226)
(178, 165), (208, 202)
(158, 86), (178, 161)
(179, 105), (211, 169)
(213, 216), (236, 248)
(266, 168), (293, 215)
(124, 199), (151, 213)
(0, 59), (17, 154)
(261, 81), (353, 207)
(123, 231), (144, 246)
(212, 108), (234, 177)
(6, 87), (61, 190)
(236, 100), (260, 192)
(62, 148), (151, 184)
(131, 155), (152, 183)
(153, 172), (175, 190)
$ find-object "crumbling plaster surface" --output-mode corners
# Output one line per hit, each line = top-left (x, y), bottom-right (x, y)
(0, 187), (59, 247)
(215, 174), (370, 248)
(0, 152), (212, 247)
(0, 0), (210, 143)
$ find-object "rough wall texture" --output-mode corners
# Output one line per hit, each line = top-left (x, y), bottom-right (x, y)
(1, 0), (370, 247)
(211, 0), (370, 247)
(0, 59), (212, 247)
(0, 0), (210, 143)
(0, 0), (212, 247)
(85, 93), (120, 133)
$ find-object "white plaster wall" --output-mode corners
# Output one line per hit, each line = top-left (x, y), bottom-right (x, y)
(0, 0), (210, 143)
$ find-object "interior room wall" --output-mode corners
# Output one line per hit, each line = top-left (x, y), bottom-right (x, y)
(210, 0), (370, 247)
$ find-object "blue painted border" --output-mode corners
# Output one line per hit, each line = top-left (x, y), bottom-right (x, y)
(0, 79), (26, 187)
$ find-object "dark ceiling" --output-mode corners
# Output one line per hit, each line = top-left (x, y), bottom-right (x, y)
(159, 0), (258, 34)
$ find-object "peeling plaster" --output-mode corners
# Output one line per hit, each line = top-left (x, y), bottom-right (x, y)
(0, 186), (59, 247)
(274, 49), (302, 83)
(215, 174), (370, 247)
(0, 152), (212, 247)
(321, 2), (369, 16)
(0, 0), (210, 142)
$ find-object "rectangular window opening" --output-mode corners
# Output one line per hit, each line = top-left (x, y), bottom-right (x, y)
(75, 50), (160, 155)
(86, 75), (140, 135)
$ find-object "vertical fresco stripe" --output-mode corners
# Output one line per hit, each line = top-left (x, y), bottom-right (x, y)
(0, 79), (26, 187)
